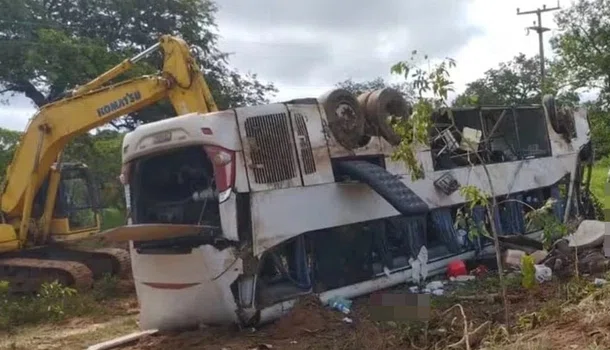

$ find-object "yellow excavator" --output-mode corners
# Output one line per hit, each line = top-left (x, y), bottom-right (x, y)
(0, 35), (218, 293)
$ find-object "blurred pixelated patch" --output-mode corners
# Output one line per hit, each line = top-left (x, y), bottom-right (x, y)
(368, 291), (431, 322)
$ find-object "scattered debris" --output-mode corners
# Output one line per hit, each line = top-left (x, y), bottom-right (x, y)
(578, 250), (610, 274)
(342, 317), (353, 324)
(498, 234), (545, 253)
(540, 220), (610, 278)
(504, 249), (527, 268)
(450, 275), (476, 282)
(567, 220), (606, 249)
(76, 219), (610, 350)
(447, 259), (467, 277)
(327, 296), (352, 314)
(410, 246), (430, 284)
(534, 264), (552, 283)
(470, 265), (488, 277)
(530, 250), (549, 264)
(426, 280), (445, 290)
(489, 220), (610, 282)
(86, 329), (159, 350)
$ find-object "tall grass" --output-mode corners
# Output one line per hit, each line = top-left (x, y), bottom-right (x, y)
(591, 159), (610, 220)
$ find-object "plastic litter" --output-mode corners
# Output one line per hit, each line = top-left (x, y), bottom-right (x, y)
(425, 280), (444, 290)
(447, 259), (467, 277)
(409, 280), (445, 295)
(594, 278), (607, 287)
(450, 275), (476, 282)
(409, 287), (444, 296)
(431, 289), (444, 296)
(328, 296), (352, 314)
(534, 264), (552, 283)
(409, 246), (429, 284)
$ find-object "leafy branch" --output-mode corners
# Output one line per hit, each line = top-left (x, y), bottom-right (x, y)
(390, 52), (455, 181)
(524, 198), (568, 250)
(454, 186), (493, 242)
(497, 197), (568, 249)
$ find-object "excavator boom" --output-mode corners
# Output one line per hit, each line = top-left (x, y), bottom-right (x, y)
(2, 76), (168, 217)
(2, 35), (216, 218)
(0, 34), (218, 293)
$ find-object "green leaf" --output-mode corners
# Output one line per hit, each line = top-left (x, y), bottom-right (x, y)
(521, 255), (536, 289)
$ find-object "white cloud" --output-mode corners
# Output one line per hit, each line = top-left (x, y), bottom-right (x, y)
(0, 92), (36, 131)
(449, 0), (561, 93)
(0, 0), (572, 131)
(216, 0), (481, 90)
(0, 107), (33, 131)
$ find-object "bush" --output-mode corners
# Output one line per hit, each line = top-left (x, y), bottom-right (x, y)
(92, 273), (120, 301)
(596, 156), (610, 168)
(0, 280), (101, 331)
(101, 207), (125, 230)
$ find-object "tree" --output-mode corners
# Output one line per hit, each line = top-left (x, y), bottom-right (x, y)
(551, 0), (610, 106)
(335, 77), (415, 102)
(453, 53), (579, 107)
(0, 0), (277, 129)
(550, 0), (610, 158)
(0, 128), (21, 181)
(585, 101), (610, 158)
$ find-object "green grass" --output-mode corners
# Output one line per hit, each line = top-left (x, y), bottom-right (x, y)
(100, 207), (125, 230)
(591, 162), (610, 220)
(0, 277), (124, 332)
(0, 316), (139, 350)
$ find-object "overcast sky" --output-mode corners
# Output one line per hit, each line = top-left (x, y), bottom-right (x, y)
(0, 0), (566, 131)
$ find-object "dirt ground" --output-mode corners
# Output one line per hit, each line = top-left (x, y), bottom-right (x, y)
(4, 272), (610, 350)
(120, 278), (605, 350)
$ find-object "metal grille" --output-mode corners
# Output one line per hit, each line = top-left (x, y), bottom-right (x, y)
(244, 113), (297, 184)
(294, 113), (316, 174)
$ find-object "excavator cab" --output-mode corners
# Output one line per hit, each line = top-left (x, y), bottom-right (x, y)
(53, 163), (101, 234)
(34, 162), (101, 239)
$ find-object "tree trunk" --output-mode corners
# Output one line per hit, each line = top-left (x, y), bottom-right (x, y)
(13, 81), (47, 107)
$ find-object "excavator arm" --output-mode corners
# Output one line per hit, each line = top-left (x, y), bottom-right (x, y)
(0, 35), (218, 250)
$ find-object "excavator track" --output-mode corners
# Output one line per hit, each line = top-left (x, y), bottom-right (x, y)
(72, 247), (132, 279)
(0, 257), (94, 294)
(0, 246), (131, 294)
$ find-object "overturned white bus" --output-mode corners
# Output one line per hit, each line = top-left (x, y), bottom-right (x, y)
(107, 88), (594, 331)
